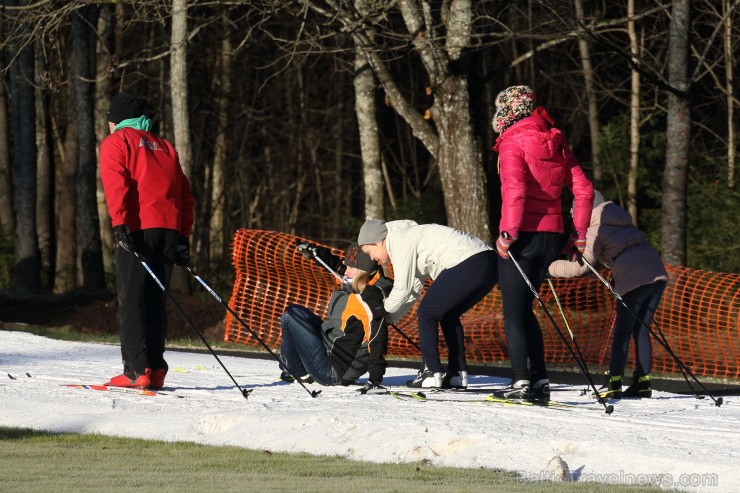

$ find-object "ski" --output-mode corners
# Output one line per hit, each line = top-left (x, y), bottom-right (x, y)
(387, 389), (599, 410)
(382, 384), (582, 393)
(62, 383), (161, 397)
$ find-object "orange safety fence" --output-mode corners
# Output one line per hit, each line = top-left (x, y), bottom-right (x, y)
(224, 229), (740, 380)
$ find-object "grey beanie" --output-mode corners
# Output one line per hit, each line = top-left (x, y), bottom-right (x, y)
(592, 190), (605, 208)
(357, 219), (388, 245)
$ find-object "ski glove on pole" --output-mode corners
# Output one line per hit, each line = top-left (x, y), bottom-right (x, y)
(496, 231), (517, 259)
(563, 230), (587, 260)
(175, 236), (190, 266)
(296, 241), (345, 275)
(357, 381), (387, 394)
(113, 225), (134, 252)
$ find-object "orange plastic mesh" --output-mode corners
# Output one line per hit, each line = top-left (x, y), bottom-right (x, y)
(225, 229), (740, 379)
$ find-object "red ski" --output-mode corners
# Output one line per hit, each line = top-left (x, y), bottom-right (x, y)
(62, 383), (158, 396)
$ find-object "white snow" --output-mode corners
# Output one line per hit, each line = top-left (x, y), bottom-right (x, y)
(1, 330), (737, 492)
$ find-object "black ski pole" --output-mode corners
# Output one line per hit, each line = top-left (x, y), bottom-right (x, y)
(302, 244), (423, 354)
(508, 252), (614, 414)
(184, 265), (321, 398)
(578, 254), (723, 406)
(130, 250), (251, 400)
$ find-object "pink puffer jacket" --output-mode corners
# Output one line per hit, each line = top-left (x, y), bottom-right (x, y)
(493, 107), (594, 237)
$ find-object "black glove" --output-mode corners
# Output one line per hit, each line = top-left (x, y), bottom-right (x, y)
(113, 225), (134, 252)
(375, 275), (394, 297)
(296, 241), (344, 274)
(175, 236), (190, 266)
(357, 381), (387, 395)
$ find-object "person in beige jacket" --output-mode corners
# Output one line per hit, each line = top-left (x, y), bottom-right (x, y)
(548, 192), (668, 399)
(358, 219), (498, 389)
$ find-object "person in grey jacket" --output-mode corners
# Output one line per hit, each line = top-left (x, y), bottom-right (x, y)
(548, 192), (668, 399)
(358, 219), (498, 389)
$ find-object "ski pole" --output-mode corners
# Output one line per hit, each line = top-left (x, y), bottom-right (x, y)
(301, 243), (423, 354)
(508, 252), (614, 414)
(577, 254), (723, 406)
(184, 265), (321, 398)
(546, 278), (590, 396)
(130, 250), (251, 400)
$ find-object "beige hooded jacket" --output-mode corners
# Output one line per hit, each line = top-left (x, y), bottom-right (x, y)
(548, 202), (668, 296)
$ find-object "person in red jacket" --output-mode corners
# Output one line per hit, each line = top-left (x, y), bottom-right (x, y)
(492, 85), (594, 400)
(99, 94), (195, 389)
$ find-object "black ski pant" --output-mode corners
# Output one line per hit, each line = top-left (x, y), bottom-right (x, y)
(609, 280), (667, 378)
(416, 250), (499, 374)
(115, 228), (179, 377)
(499, 231), (559, 383)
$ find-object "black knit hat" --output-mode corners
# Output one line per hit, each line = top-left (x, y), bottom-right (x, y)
(107, 94), (146, 124)
(344, 242), (377, 273)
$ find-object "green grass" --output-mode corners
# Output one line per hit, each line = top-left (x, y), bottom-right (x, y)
(0, 427), (665, 493)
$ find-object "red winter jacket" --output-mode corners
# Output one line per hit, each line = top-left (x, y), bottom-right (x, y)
(493, 107), (594, 237)
(100, 127), (194, 237)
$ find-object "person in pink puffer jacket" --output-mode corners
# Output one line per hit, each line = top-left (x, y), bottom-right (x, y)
(492, 85), (594, 400)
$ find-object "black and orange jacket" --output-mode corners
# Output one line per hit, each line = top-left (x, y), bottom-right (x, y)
(320, 272), (391, 385)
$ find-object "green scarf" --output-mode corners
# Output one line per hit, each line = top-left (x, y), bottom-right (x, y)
(114, 115), (153, 132)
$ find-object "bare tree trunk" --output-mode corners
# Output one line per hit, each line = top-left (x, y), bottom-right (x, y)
(724, 0), (735, 188)
(95, 4), (115, 279)
(434, 76), (490, 241)
(8, 1), (41, 291)
(627, 0), (640, 223)
(35, 48), (53, 290)
(395, 0), (490, 241)
(170, 0), (192, 177)
(574, 0), (601, 184)
(354, 0), (384, 221)
(0, 14), (14, 239)
(54, 91), (79, 293)
(332, 81), (345, 236)
(169, 0), (192, 292)
(661, 0), (691, 266)
(72, 5), (105, 291)
(209, 23), (231, 267)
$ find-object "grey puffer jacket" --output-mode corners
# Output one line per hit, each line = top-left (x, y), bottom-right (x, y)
(548, 202), (668, 296)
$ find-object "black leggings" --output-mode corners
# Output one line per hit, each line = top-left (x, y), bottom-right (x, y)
(416, 250), (498, 374)
(609, 281), (667, 377)
(498, 231), (559, 382)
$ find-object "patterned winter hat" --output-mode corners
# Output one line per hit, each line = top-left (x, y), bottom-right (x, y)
(344, 242), (377, 272)
(492, 85), (535, 134)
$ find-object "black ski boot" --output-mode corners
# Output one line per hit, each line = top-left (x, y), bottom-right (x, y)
(441, 370), (468, 389)
(594, 374), (622, 400)
(623, 373), (652, 398)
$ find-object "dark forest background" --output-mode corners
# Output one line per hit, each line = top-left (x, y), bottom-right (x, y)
(1, 0), (738, 297)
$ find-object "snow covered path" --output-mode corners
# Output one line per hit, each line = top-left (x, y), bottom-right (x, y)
(1, 330), (737, 492)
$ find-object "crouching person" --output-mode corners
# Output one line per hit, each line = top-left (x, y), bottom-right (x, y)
(279, 243), (391, 394)
(548, 191), (668, 399)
